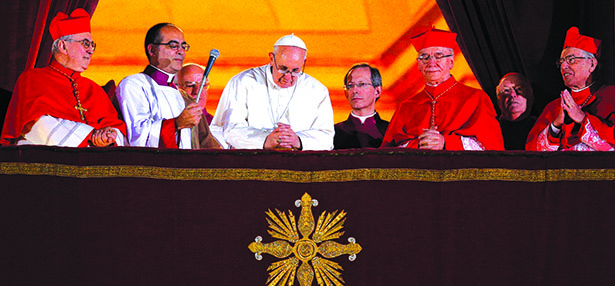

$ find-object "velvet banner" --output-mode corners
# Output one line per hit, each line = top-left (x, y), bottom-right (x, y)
(1, 146), (614, 285)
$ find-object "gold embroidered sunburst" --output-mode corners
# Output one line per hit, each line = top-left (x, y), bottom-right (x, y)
(248, 193), (362, 286)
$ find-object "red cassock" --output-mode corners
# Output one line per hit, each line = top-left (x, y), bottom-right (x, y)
(1, 60), (126, 146)
(526, 84), (615, 151)
(381, 76), (504, 150)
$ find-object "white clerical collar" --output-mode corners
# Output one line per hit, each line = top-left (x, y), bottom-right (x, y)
(351, 111), (376, 124)
(571, 81), (595, 92)
(149, 64), (176, 83)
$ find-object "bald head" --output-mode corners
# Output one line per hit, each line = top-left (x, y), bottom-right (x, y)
(496, 72), (533, 121)
(177, 63), (204, 82)
(176, 63), (207, 101)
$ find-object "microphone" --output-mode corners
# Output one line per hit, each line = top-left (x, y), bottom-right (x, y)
(196, 49), (220, 103)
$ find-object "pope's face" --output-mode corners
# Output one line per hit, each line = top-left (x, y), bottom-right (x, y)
(559, 47), (596, 89)
(149, 26), (186, 74)
(269, 46), (306, 88)
(65, 32), (94, 72)
(345, 67), (381, 115)
(417, 47), (454, 85)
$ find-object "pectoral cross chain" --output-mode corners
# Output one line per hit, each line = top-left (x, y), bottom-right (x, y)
(50, 65), (88, 123)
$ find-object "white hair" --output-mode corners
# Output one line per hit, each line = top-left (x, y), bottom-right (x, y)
(581, 49), (596, 59)
(51, 35), (72, 54)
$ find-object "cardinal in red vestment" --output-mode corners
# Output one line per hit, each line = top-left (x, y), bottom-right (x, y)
(1, 8), (126, 147)
(526, 27), (615, 151)
(381, 27), (503, 150)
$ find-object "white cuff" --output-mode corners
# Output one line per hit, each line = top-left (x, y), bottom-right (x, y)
(22, 115), (93, 147)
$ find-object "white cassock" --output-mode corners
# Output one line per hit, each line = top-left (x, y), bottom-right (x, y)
(116, 74), (191, 148)
(211, 64), (334, 150)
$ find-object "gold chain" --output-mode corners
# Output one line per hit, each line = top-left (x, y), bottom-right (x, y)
(49, 65), (88, 123)
(424, 82), (458, 128)
(580, 92), (593, 108)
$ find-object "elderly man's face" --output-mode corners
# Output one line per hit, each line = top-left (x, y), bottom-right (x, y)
(269, 46), (306, 88)
(177, 65), (207, 107)
(498, 76), (530, 121)
(149, 26), (186, 74)
(64, 32), (94, 72)
(345, 67), (381, 115)
(559, 47), (596, 89)
(417, 47), (454, 85)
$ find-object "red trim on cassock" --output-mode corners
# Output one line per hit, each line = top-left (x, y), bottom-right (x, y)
(159, 118), (178, 148)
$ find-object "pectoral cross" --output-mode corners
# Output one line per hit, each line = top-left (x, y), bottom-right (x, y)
(49, 64), (89, 123)
(74, 103), (88, 121)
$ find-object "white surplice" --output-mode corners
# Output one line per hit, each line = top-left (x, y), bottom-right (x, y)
(19, 115), (126, 147)
(116, 74), (191, 148)
(211, 64), (334, 150)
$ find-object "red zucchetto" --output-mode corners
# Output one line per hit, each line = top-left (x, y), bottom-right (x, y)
(410, 26), (457, 51)
(563, 26), (601, 55)
(49, 8), (91, 40)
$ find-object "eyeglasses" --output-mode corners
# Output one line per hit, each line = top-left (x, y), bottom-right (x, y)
(417, 53), (453, 63)
(66, 38), (96, 51)
(152, 40), (190, 51)
(344, 82), (374, 90)
(272, 54), (304, 77)
(499, 86), (524, 95)
(180, 81), (209, 91)
(556, 55), (591, 68)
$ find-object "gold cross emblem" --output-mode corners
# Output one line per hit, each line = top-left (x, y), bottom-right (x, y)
(249, 193), (362, 286)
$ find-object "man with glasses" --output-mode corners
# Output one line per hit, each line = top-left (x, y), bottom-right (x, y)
(116, 23), (201, 148)
(496, 73), (537, 150)
(211, 34), (334, 150)
(175, 63), (222, 149)
(381, 27), (503, 150)
(334, 63), (389, 149)
(526, 27), (615, 151)
(1, 8), (127, 147)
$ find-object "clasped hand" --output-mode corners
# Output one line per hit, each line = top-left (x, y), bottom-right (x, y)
(265, 123), (301, 150)
(418, 127), (445, 150)
(553, 89), (586, 128)
(91, 126), (117, 147)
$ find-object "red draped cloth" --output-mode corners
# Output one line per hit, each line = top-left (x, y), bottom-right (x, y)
(526, 83), (615, 151)
(1, 60), (126, 146)
(381, 76), (504, 150)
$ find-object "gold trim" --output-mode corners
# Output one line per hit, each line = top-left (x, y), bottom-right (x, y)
(1, 162), (615, 182)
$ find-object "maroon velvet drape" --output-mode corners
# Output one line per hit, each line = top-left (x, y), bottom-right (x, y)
(1, 146), (615, 285)
(436, 0), (615, 115)
(0, 0), (99, 92)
